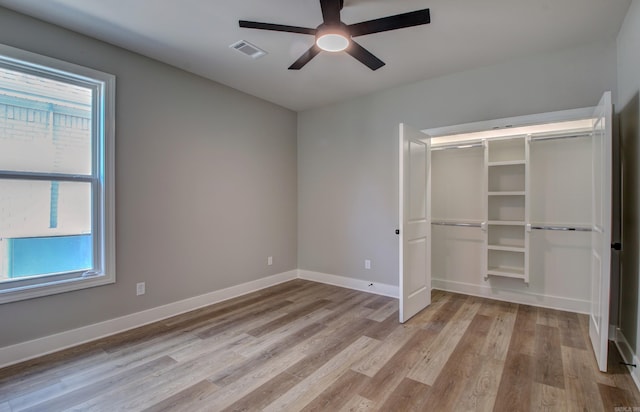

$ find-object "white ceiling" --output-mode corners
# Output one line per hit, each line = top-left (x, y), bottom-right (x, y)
(0, 0), (630, 111)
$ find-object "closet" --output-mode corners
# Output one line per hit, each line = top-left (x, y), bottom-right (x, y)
(430, 121), (594, 311)
(399, 93), (612, 371)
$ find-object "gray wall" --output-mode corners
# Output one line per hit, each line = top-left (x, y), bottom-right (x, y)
(0, 7), (298, 348)
(298, 40), (618, 286)
(617, 0), (640, 359)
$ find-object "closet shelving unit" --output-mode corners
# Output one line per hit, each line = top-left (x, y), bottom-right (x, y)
(483, 136), (530, 283)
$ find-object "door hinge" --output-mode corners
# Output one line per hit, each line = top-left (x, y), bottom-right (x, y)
(395, 229), (400, 235)
(612, 242), (622, 251)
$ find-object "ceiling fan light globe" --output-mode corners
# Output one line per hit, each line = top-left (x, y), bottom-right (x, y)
(316, 33), (349, 52)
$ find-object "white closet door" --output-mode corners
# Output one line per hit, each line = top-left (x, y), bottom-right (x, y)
(399, 124), (431, 323)
(589, 91), (612, 372)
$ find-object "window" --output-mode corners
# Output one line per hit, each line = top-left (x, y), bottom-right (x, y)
(0, 44), (115, 304)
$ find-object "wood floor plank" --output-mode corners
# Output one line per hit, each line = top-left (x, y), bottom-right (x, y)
(561, 345), (604, 412)
(140, 379), (220, 412)
(537, 307), (560, 328)
(70, 350), (243, 411)
(364, 310), (400, 341)
(17, 355), (177, 412)
(478, 298), (518, 318)
(376, 377), (431, 412)
(161, 280), (307, 328)
(195, 299), (294, 339)
(231, 308), (333, 358)
(246, 299), (331, 337)
(319, 292), (376, 324)
(358, 328), (440, 404)
(364, 295), (393, 310)
(481, 306), (517, 361)
(211, 322), (326, 387)
(407, 297), (481, 385)
(534, 324), (565, 389)
(366, 300), (398, 322)
(220, 370), (301, 412)
(0, 346), (108, 389)
(420, 314), (494, 411)
(300, 370), (369, 412)
(531, 382), (567, 411)
(510, 304), (538, 356)
(172, 345), (308, 411)
(401, 291), (451, 328)
(557, 310), (587, 350)
(323, 289), (364, 309)
(166, 313), (283, 363)
(598, 382), (635, 410)
(290, 317), (378, 379)
(493, 304), (540, 412)
(351, 323), (417, 377)
(416, 292), (466, 332)
(281, 283), (336, 305)
(338, 395), (375, 412)
(1, 280), (639, 412)
(262, 336), (379, 411)
(61, 330), (201, 388)
(6, 379), (68, 412)
(454, 356), (504, 412)
(493, 352), (534, 411)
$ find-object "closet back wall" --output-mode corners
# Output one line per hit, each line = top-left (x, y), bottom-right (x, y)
(431, 146), (484, 292)
(431, 135), (593, 312)
(298, 40), (617, 289)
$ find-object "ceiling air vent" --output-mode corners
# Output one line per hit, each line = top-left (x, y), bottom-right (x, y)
(230, 40), (267, 59)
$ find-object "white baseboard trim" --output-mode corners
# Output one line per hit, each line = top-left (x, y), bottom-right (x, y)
(298, 270), (399, 299)
(0, 270), (297, 369)
(614, 329), (640, 393)
(431, 278), (590, 314)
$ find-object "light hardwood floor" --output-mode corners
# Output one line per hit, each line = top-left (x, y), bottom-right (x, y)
(1, 279), (638, 411)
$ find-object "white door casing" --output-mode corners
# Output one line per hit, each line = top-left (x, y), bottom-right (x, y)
(399, 123), (431, 323)
(589, 91), (613, 372)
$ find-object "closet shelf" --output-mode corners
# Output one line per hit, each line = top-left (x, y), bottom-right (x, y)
(488, 160), (526, 167)
(487, 220), (526, 226)
(487, 266), (525, 278)
(488, 245), (525, 253)
(488, 191), (525, 196)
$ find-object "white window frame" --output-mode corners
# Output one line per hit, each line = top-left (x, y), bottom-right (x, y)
(0, 44), (115, 304)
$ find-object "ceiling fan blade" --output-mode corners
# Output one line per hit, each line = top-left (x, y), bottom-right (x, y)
(288, 45), (322, 70)
(346, 40), (385, 71)
(320, 0), (342, 25)
(348, 9), (430, 37)
(239, 20), (316, 35)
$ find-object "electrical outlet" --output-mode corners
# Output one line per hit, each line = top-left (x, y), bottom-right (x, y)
(365, 259), (371, 270)
(136, 282), (145, 296)
(268, 256), (273, 266)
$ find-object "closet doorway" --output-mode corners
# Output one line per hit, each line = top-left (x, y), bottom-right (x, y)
(398, 92), (613, 371)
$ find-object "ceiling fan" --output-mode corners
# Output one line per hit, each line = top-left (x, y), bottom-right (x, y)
(239, 0), (431, 71)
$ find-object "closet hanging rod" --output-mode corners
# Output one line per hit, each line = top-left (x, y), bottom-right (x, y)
(431, 142), (484, 151)
(530, 225), (591, 232)
(431, 221), (482, 228)
(530, 132), (592, 142)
